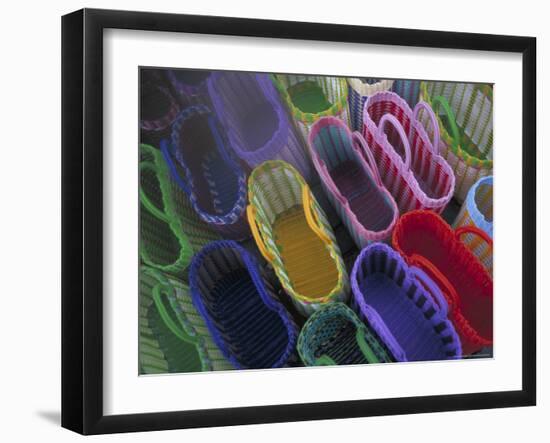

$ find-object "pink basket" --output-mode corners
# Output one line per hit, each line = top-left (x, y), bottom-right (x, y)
(362, 91), (455, 214)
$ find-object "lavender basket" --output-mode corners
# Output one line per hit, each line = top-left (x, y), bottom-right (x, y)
(208, 72), (312, 181)
(351, 242), (462, 362)
(189, 240), (298, 369)
(167, 69), (212, 106)
(161, 105), (249, 239)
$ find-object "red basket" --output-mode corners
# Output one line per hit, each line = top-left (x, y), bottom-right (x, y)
(392, 210), (493, 355)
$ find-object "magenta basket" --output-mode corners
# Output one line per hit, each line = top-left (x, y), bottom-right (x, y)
(351, 242), (462, 362)
(161, 105), (249, 239)
(362, 91), (455, 214)
(207, 72), (312, 181)
(308, 117), (398, 248)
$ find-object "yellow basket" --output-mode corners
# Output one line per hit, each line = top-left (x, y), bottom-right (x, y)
(247, 160), (348, 317)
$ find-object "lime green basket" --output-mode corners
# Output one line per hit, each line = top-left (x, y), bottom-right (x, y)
(140, 144), (219, 275)
(139, 265), (233, 374)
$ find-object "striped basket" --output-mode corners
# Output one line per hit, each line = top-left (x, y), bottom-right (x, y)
(297, 303), (393, 366)
(140, 144), (220, 275)
(453, 176), (493, 274)
(308, 117), (398, 248)
(139, 266), (233, 374)
(419, 82), (493, 202)
(189, 241), (299, 369)
(362, 91), (455, 213)
(347, 78), (394, 131)
(392, 210), (493, 355)
(392, 80), (421, 108)
(351, 243), (462, 362)
(166, 69), (212, 106)
(208, 72), (312, 180)
(161, 105), (249, 239)
(247, 160), (348, 317)
(140, 81), (180, 148)
(271, 74), (350, 141)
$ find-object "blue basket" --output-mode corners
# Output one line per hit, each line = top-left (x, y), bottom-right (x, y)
(392, 80), (421, 108)
(189, 240), (298, 369)
(160, 105), (249, 239)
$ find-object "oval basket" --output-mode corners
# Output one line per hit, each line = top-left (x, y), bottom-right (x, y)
(308, 116), (398, 248)
(392, 210), (493, 355)
(189, 240), (298, 369)
(297, 303), (392, 366)
(160, 105), (249, 239)
(362, 91), (455, 214)
(208, 72), (312, 180)
(247, 160), (348, 317)
(351, 242), (462, 362)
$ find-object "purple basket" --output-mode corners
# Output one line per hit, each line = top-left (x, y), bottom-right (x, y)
(167, 69), (212, 106)
(189, 240), (298, 369)
(208, 72), (312, 181)
(161, 105), (249, 239)
(351, 242), (462, 362)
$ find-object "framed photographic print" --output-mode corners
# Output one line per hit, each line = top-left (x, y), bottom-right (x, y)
(61, 8), (536, 435)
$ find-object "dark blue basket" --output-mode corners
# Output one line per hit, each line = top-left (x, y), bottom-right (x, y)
(189, 240), (298, 369)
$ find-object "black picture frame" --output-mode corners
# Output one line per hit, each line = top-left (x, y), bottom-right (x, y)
(61, 8), (537, 435)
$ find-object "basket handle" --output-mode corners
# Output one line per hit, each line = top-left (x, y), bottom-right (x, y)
(314, 355), (337, 366)
(377, 114), (411, 170)
(413, 101), (440, 154)
(303, 187), (331, 244)
(410, 266), (449, 317)
(139, 161), (170, 223)
(431, 96), (460, 151)
(356, 329), (380, 364)
(409, 253), (459, 313)
(160, 139), (193, 197)
(455, 226), (493, 249)
(352, 131), (382, 187)
(152, 283), (197, 344)
(246, 205), (275, 263)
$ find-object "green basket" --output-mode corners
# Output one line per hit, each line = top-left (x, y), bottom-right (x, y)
(419, 82), (493, 202)
(139, 266), (233, 374)
(140, 144), (220, 275)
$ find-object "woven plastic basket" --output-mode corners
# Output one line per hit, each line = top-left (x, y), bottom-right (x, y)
(271, 74), (350, 141)
(347, 78), (394, 131)
(140, 80), (180, 148)
(189, 240), (298, 369)
(161, 105), (249, 239)
(419, 82), (493, 202)
(362, 91), (455, 213)
(351, 243), (462, 362)
(392, 80), (421, 108)
(166, 69), (212, 105)
(247, 160), (348, 317)
(308, 117), (398, 248)
(392, 210), (493, 355)
(453, 176), (493, 274)
(297, 303), (392, 366)
(140, 144), (220, 275)
(208, 72), (312, 180)
(139, 266), (233, 374)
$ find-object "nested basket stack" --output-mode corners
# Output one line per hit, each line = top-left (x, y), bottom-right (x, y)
(139, 266), (233, 374)
(247, 160), (349, 317)
(362, 91), (455, 214)
(453, 176), (493, 274)
(189, 240), (298, 369)
(271, 74), (350, 141)
(160, 105), (250, 239)
(393, 210), (493, 355)
(351, 243), (462, 362)
(297, 303), (393, 366)
(347, 78), (394, 131)
(308, 116), (398, 248)
(208, 72), (312, 180)
(419, 82), (493, 202)
(139, 144), (220, 275)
